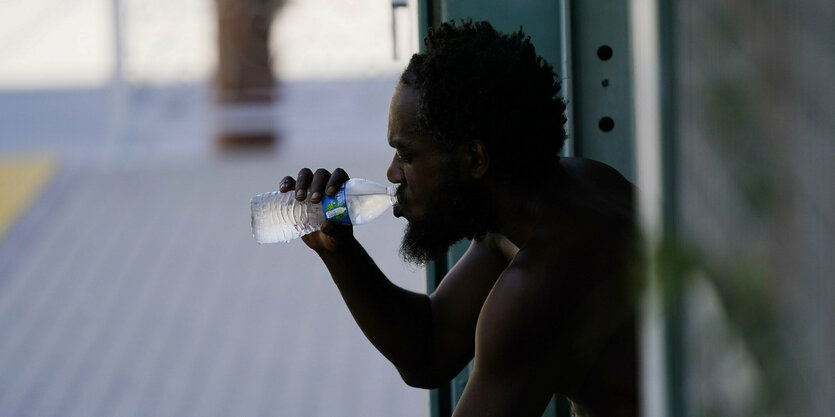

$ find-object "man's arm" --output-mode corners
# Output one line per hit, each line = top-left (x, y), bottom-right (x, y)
(314, 231), (511, 387)
(314, 234), (434, 374)
(405, 233), (512, 386)
(282, 168), (511, 387)
(451, 265), (561, 417)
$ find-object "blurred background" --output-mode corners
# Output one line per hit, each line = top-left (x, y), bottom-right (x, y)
(0, 0), (427, 416)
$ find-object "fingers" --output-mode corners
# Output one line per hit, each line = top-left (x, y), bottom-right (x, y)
(300, 220), (353, 249)
(326, 168), (350, 196)
(294, 168), (314, 200)
(282, 168), (347, 202)
(279, 176), (296, 193)
(319, 220), (353, 239)
(309, 168), (332, 203)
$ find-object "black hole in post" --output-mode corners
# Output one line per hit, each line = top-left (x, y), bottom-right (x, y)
(599, 117), (615, 132)
(597, 45), (613, 61)
(602, 79), (610, 87)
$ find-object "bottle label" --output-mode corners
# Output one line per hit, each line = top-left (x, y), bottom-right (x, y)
(321, 187), (352, 225)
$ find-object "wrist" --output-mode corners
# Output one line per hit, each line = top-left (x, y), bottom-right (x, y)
(314, 234), (361, 260)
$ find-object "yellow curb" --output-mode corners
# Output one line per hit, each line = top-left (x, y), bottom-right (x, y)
(0, 154), (59, 241)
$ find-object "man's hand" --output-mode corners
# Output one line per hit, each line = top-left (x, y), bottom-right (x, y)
(279, 167), (353, 253)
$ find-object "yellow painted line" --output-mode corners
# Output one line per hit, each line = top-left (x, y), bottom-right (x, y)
(0, 154), (58, 241)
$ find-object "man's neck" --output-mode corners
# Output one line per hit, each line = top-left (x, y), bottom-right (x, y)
(488, 185), (557, 249)
(487, 166), (575, 249)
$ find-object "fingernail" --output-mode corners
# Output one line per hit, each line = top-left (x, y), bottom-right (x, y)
(296, 189), (304, 198)
(326, 186), (336, 195)
(311, 192), (322, 201)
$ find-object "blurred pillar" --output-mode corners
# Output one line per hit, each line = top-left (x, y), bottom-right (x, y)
(214, 0), (284, 150)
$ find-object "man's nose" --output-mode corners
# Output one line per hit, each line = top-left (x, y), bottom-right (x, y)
(386, 154), (403, 184)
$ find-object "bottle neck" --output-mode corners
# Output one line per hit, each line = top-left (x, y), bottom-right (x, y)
(386, 185), (398, 205)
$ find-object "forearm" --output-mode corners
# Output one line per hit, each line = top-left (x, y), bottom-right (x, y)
(316, 237), (434, 374)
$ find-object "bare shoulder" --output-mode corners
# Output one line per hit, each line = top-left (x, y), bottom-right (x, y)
(454, 257), (572, 415)
(473, 232), (519, 261)
(475, 242), (637, 415)
(475, 249), (571, 357)
(560, 157), (635, 220)
(560, 157), (634, 193)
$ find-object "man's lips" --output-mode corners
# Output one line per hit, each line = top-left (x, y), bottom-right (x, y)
(394, 186), (406, 218)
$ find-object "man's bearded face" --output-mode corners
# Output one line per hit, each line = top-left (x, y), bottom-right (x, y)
(398, 163), (494, 265)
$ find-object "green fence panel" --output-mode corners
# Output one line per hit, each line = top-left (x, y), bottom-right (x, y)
(569, 0), (635, 182)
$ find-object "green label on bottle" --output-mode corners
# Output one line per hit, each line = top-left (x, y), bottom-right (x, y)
(321, 187), (351, 225)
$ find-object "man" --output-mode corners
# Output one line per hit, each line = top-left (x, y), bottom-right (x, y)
(280, 21), (638, 417)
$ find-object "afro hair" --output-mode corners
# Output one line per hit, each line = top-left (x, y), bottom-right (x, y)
(400, 20), (567, 185)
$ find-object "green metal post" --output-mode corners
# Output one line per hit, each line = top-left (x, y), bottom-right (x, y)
(569, 0), (636, 182)
(417, 1), (636, 416)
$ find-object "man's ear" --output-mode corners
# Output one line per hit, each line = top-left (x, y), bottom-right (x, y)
(459, 140), (490, 179)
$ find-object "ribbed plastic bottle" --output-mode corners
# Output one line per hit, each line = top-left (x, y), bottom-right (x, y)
(250, 178), (397, 243)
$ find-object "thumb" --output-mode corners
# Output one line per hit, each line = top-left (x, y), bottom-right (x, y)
(319, 220), (353, 240)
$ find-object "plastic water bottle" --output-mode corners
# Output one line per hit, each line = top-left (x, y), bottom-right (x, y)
(250, 178), (397, 243)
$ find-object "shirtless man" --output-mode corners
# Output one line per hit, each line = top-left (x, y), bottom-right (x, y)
(280, 21), (638, 417)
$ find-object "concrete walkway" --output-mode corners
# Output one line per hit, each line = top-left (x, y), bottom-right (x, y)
(0, 78), (427, 417)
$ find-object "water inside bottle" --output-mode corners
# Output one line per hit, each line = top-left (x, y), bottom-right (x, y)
(251, 191), (324, 243)
(346, 192), (397, 224)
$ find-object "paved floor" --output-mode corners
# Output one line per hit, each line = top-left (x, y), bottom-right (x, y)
(0, 154), (57, 240)
(0, 78), (428, 417)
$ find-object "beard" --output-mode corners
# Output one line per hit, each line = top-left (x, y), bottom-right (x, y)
(398, 171), (495, 265)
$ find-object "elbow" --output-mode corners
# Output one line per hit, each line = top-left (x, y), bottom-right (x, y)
(397, 367), (447, 389)
(397, 364), (468, 389)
